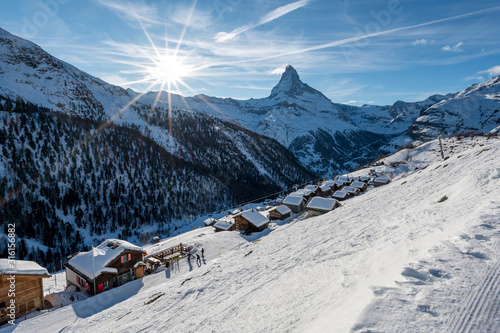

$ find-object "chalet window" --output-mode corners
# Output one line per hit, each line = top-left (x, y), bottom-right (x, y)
(76, 275), (86, 288)
(103, 281), (108, 289)
(121, 253), (132, 263)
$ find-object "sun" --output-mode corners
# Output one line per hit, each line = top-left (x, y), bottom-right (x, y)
(148, 55), (192, 86)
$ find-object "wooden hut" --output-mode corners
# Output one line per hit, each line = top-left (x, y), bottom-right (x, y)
(373, 177), (390, 187)
(234, 209), (270, 233)
(350, 181), (368, 192)
(65, 239), (146, 295)
(203, 218), (217, 227)
(319, 183), (334, 197)
(213, 217), (236, 232)
(0, 259), (50, 324)
(281, 195), (307, 213)
(303, 185), (321, 197)
(268, 205), (292, 220)
(291, 189), (314, 201)
(306, 197), (341, 217)
(332, 190), (350, 201)
(341, 186), (361, 196)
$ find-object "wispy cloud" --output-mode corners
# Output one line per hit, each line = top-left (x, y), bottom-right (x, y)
(464, 75), (484, 82)
(214, 0), (312, 42)
(479, 65), (500, 76)
(94, 0), (163, 26)
(412, 39), (428, 46)
(442, 41), (463, 52)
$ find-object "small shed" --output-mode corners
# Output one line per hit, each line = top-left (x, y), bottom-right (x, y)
(306, 197), (341, 217)
(303, 185), (321, 196)
(213, 217), (236, 232)
(373, 177), (390, 186)
(358, 176), (371, 183)
(350, 181), (368, 192)
(0, 259), (50, 324)
(150, 236), (160, 244)
(342, 186), (361, 196)
(203, 218), (217, 227)
(234, 209), (270, 233)
(318, 184), (334, 197)
(333, 180), (348, 189)
(291, 189), (314, 201)
(268, 205), (292, 220)
(281, 195), (307, 213)
(332, 190), (350, 201)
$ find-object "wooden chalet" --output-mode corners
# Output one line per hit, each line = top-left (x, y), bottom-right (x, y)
(213, 216), (236, 232)
(303, 185), (321, 197)
(0, 259), (50, 324)
(291, 189), (315, 201)
(319, 182), (335, 197)
(332, 180), (349, 189)
(203, 218), (217, 227)
(350, 181), (368, 192)
(268, 205), (292, 220)
(332, 190), (350, 201)
(281, 194), (307, 213)
(64, 239), (146, 295)
(306, 197), (341, 217)
(234, 209), (270, 233)
(341, 186), (361, 196)
(373, 177), (390, 186)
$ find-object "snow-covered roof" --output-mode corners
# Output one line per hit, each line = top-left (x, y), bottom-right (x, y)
(342, 186), (359, 194)
(292, 189), (313, 197)
(304, 185), (318, 191)
(68, 239), (144, 280)
(333, 180), (347, 187)
(320, 180), (335, 188)
(358, 176), (371, 182)
(351, 181), (367, 189)
(214, 216), (235, 231)
(374, 177), (389, 184)
(271, 205), (292, 215)
(306, 197), (339, 212)
(0, 259), (49, 276)
(332, 191), (349, 199)
(203, 218), (217, 226)
(237, 209), (270, 228)
(133, 261), (145, 268)
(282, 195), (306, 206)
(319, 184), (332, 191)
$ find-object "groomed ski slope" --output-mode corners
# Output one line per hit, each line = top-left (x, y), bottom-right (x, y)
(4, 136), (500, 333)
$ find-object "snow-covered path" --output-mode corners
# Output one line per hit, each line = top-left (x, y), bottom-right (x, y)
(3, 137), (500, 333)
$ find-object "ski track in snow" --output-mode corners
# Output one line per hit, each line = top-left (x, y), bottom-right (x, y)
(447, 239), (500, 333)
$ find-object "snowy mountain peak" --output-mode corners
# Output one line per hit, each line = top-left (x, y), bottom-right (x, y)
(269, 65), (325, 99)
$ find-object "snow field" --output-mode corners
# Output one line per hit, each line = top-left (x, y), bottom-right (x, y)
(3, 137), (500, 333)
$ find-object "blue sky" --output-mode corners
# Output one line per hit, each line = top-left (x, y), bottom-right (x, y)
(1, 0), (500, 106)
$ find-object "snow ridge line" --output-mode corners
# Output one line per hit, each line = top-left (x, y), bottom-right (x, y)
(446, 240), (500, 332)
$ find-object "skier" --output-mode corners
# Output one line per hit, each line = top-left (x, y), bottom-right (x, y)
(196, 254), (201, 265)
(201, 248), (205, 259)
(187, 251), (192, 262)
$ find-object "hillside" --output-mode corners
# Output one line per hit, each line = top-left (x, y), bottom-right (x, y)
(6, 135), (499, 332)
(0, 97), (313, 270)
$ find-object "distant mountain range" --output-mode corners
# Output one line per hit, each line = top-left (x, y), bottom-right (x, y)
(1, 27), (499, 176)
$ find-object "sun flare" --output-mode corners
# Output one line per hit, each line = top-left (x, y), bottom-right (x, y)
(148, 55), (192, 86)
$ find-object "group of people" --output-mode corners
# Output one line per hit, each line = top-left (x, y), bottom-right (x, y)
(187, 247), (204, 265)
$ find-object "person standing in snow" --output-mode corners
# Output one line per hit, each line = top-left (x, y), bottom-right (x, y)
(201, 248), (205, 259)
(188, 251), (192, 262)
(196, 254), (201, 265)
